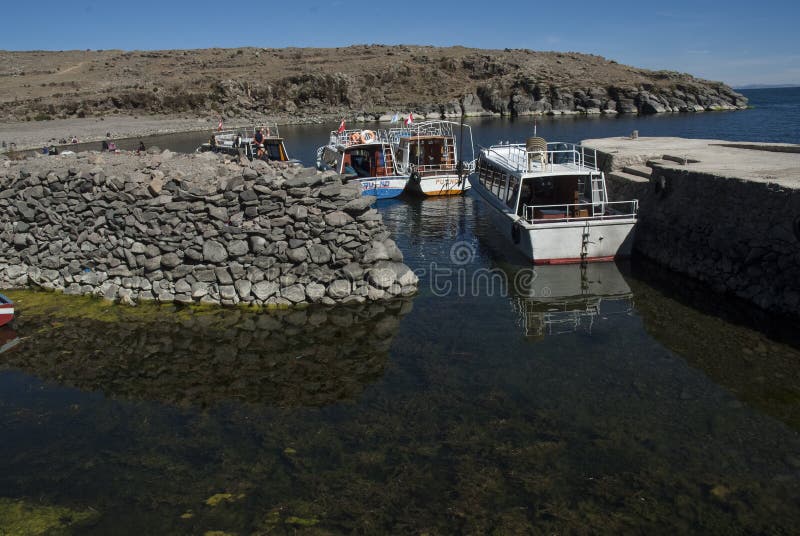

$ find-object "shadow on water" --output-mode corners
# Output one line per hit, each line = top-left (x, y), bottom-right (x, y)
(623, 258), (800, 431)
(1, 292), (413, 408)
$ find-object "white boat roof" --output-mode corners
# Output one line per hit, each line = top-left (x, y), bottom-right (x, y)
(481, 142), (601, 178)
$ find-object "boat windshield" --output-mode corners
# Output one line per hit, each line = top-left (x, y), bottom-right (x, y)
(517, 175), (583, 217)
(344, 146), (389, 178)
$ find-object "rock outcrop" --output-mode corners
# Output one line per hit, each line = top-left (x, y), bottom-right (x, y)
(0, 46), (746, 123)
(0, 150), (418, 306)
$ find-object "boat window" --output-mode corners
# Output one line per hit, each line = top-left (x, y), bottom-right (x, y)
(264, 141), (283, 161)
(506, 175), (519, 208)
(518, 180), (534, 216)
(494, 174), (506, 198)
(345, 148), (386, 178)
(479, 161), (506, 199)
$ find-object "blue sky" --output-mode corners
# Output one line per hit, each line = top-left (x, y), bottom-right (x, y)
(1, 0), (798, 87)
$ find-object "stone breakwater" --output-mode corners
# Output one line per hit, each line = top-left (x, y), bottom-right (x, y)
(583, 137), (800, 317)
(0, 150), (418, 306)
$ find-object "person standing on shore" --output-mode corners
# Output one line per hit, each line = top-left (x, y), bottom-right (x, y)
(137, 141), (146, 154)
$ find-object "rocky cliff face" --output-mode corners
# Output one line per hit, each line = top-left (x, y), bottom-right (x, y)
(0, 150), (418, 306)
(0, 46), (746, 122)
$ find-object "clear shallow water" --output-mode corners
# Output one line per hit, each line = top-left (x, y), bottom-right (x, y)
(2, 89), (800, 534)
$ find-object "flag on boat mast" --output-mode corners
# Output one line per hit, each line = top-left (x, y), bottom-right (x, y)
(337, 118), (346, 133)
(405, 113), (414, 126)
(391, 113), (399, 123)
(217, 117), (223, 131)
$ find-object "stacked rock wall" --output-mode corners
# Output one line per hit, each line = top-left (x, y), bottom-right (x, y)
(0, 150), (418, 306)
(604, 163), (800, 316)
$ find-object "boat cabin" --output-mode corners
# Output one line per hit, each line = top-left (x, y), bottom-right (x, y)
(390, 121), (473, 176)
(318, 129), (396, 179)
(201, 124), (292, 162)
(395, 135), (456, 175)
(476, 141), (637, 223)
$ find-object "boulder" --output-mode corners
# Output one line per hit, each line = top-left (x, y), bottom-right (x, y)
(203, 240), (228, 263)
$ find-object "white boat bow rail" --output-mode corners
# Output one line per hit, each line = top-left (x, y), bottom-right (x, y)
(522, 200), (639, 224)
(329, 129), (391, 147)
(483, 142), (600, 174)
(213, 124), (281, 147)
(387, 120), (460, 141)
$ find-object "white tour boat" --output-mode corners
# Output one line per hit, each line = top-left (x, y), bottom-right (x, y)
(316, 128), (408, 199)
(197, 124), (294, 162)
(470, 138), (638, 264)
(389, 120), (474, 196)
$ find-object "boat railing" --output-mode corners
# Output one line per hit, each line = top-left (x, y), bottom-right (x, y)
(388, 120), (460, 140)
(485, 142), (599, 174)
(522, 200), (638, 224)
(405, 159), (476, 175)
(329, 129), (391, 147)
(213, 124), (281, 145)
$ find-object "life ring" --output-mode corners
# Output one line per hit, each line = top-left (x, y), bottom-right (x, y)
(511, 220), (522, 244)
(361, 130), (376, 143)
(349, 132), (362, 144)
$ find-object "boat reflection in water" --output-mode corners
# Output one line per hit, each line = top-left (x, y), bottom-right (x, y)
(1, 292), (413, 408)
(508, 262), (634, 338)
(0, 325), (20, 354)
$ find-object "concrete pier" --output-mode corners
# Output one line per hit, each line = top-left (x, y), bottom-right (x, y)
(582, 137), (800, 316)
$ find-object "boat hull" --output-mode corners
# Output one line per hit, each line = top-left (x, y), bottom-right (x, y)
(352, 176), (409, 199)
(0, 295), (14, 328)
(407, 174), (471, 196)
(470, 175), (636, 264)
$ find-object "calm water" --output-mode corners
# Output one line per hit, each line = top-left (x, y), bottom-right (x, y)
(1, 88), (799, 534)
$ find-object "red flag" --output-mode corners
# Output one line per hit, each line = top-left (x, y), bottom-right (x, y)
(217, 117), (223, 131)
(405, 113), (414, 126)
(337, 119), (346, 133)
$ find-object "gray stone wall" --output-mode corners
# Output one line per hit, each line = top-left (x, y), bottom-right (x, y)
(0, 150), (418, 306)
(608, 165), (800, 316)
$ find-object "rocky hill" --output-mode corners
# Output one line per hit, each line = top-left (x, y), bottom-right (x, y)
(0, 45), (747, 122)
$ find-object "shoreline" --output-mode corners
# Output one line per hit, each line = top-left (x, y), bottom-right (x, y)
(0, 107), (748, 153)
(0, 114), (332, 153)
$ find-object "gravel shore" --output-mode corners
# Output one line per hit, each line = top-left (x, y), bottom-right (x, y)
(0, 116), (226, 152)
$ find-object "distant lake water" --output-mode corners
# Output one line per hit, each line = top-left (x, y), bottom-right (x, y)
(2, 88), (799, 534)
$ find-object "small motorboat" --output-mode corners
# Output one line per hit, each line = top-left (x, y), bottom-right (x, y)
(0, 292), (14, 327)
(197, 124), (297, 163)
(316, 128), (409, 199)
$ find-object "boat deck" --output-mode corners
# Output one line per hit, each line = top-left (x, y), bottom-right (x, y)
(483, 143), (600, 177)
